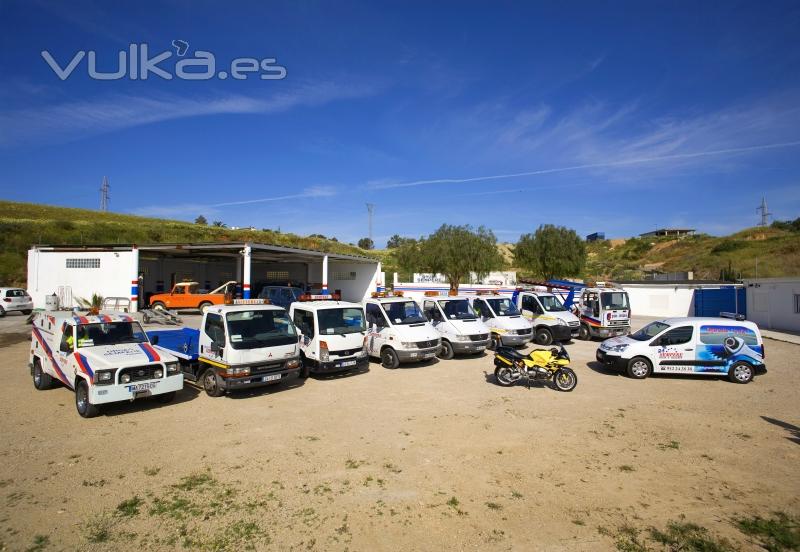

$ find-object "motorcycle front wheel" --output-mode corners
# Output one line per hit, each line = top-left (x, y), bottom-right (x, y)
(494, 366), (517, 387)
(553, 367), (578, 392)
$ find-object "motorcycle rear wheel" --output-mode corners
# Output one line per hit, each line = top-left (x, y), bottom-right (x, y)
(494, 366), (516, 387)
(553, 367), (578, 392)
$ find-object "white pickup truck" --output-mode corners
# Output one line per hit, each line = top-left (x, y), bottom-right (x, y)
(30, 311), (183, 418)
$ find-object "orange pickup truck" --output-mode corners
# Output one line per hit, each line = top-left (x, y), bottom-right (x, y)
(149, 281), (237, 312)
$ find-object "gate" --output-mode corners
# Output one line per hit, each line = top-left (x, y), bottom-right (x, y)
(693, 287), (746, 318)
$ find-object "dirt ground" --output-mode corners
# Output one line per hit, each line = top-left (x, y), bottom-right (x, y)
(0, 314), (798, 551)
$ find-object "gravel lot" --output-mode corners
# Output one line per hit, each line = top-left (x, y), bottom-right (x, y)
(0, 313), (798, 551)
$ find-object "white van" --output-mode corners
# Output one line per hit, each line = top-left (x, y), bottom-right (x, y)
(364, 293), (441, 368)
(513, 290), (580, 345)
(468, 293), (533, 350)
(596, 317), (766, 383)
(419, 294), (491, 359)
(289, 295), (368, 376)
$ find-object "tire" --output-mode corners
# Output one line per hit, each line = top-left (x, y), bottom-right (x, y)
(494, 365), (516, 387)
(198, 301), (213, 314)
(626, 357), (652, 379)
(438, 340), (454, 360)
(202, 368), (225, 397)
(75, 379), (100, 418)
(156, 391), (176, 404)
(22, 310), (32, 315)
(534, 328), (553, 346)
(578, 324), (591, 341)
(381, 348), (400, 369)
(33, 359), (52, 390)
(298, 355), (310, 379)
(728, 361), (754, 384)
(488, 334), (502, 351)
(151, 301), (166, 311)
(553, 367), (578, 392)
(0, 306), (5, 317)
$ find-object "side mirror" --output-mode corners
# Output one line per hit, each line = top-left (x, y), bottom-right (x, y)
(210, 342), (221, 354)
(150, 335), (159, 345)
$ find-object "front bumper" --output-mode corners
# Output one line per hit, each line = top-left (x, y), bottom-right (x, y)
(314, 354), (369, 374)
(592, 326), (630, 338)
(595, 349), (628, 371)
(549, 325), (573, 342)
(499, 332), (531, 346)
(222, 367), (300, 390)
(90, 375), (184, 404)
(451, 338), (491, 354)
(4, 301), (33, 313)
(396, 345), (441, 363)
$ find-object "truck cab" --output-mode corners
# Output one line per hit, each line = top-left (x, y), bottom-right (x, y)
(420, 293), (491, 359)
(573, 287), (631, 340)
(149, 302), (301, 397)
(468, 293), (533, 350)
(29, 311), (183, 417)
(364, 292), (441, 369)
(289, 294), (369, 376)
(149, 281), (237, 313)
(513, 290), (580, 345)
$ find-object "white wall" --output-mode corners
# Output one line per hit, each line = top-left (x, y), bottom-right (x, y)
(28, 249), (136, 310)
(621, 284), (697, 317)
(328, 261), (381, 303)
(743, 278), (800, 332)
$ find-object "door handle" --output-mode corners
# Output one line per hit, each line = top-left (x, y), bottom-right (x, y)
(683, 348), (693, 351)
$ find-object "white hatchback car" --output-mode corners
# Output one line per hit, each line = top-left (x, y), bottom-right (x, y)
(0, 288), (34, 316)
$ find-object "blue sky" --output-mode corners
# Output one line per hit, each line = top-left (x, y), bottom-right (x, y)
(1, 1), (799, 246)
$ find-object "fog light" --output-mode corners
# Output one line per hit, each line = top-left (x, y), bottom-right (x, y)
(154, 369), (163, 378)
(121, 374), (131, 383)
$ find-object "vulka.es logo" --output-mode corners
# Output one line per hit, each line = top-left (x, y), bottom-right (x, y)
(41, 41), (287, 81)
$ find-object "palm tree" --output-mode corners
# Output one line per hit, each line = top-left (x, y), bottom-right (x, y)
(76, 294), (104, 315)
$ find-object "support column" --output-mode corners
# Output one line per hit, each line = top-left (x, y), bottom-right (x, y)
(321, 255), (329, 295)
(243, 244), (252, 299)
(376, 262), (383, 293)
(130, 247), (140, 313)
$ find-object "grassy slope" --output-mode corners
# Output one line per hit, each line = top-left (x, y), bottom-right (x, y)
(0, 200), (374, 286)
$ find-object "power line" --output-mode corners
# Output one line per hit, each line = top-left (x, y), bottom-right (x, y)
(366, 203), (375, 242)
(756, 196), (771, 226)
(100, 176), (110, 212)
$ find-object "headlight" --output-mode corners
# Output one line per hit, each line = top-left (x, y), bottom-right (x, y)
(401, 341), (416, 348)
(454, 334), (470, 342)
(166, 362), (180, 374)
(229, 367), (250, 376)
(557, 318), (567, 326)
(319, 349), (330, 362)
(154, 369), (163, 378)
(605, 343), (629, 353)
(95, 370), (115, 385)
(286, 359), (301, 370)
(121, 374), (131, 384)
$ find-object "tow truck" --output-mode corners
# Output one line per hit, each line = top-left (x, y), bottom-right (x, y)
(468, 292), (533, 350)
(510, 288), (580, 345)
(29, 311), (183, 418)
(289, 293), (369, 376)
(148, 300), (301, 396)
(419, 292), (491, 359)
(364, 291), (441, 368)
(149, 281), (237, 313)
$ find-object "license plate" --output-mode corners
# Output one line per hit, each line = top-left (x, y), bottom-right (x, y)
(263, 374), (281, 382)
(340, 360), (357, 367)
(423, 353), (436, 359)
(128, 382), (157, 393)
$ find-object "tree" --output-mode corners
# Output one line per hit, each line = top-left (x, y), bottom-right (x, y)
(212, 221), (227, 228)
(386, 234), (405, 249)
(358, 237), (374, 250)
(514, 224), (586, 281)
(194, 215), (207, 225)
(397, 225), (504, 293)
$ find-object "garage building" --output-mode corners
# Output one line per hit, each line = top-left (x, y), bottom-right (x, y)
(27, 242), (382, 312)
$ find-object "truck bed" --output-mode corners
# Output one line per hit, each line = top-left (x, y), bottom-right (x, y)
(147, 328), (200, 361)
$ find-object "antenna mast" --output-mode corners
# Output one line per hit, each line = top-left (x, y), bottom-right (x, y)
(100, 176), (110, 212)
(756, 196), (771, 226)
(366, 203), (375, 242)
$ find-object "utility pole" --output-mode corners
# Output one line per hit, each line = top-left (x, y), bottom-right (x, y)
(756, 196), (771, 226)
(366, 203), (375, 243)
(100, 176), (110, 212)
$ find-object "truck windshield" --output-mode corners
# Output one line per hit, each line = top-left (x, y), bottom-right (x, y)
(76, 322), (148, 348)
(437, 299), (476, 320)
(381, 301), (427, 325)
(226, 310), (297, 350)
(486, 298), (519, 317)
(318, 307), (366, 335)
(601, 292), (629, 309)
(629, 321), (670, 341)
(539, 295), (566, 312)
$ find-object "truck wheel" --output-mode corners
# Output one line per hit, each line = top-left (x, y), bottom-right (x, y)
(198, 301), (213, 313)
(156, 391), (176, 404)
(728, 361), (754, 384)
(298, 355), (310, 379)
(151, 301), (166, 311)
(202, 368), (225, 397)
(578, 324), (591, 340)
(33, 359), (52, 390)
(488, 334), (502, 351)
(626, 357), (651, 379)
(535, 328), (553, 346)
(0, 306), (5, 317)
(22, 309), (32, 315)
(438, 340), (454, 360)
(75, 380), (100, 418)
(381, 348), (400, 369)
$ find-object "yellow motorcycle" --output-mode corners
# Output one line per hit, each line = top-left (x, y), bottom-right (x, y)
(493, 344), (578, 391)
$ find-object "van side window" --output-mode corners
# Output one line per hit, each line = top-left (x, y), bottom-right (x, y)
(522, 295), (541, 314)
(473, 299), (488, 317)
(423, 300), (437, 320)
(204, 313), (226, 344)
(293, 309), (315, 337)
(59, 326), (73, 352)
(655, 326), (693, 346)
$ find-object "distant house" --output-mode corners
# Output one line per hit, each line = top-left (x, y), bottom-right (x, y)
(639, 228), (695, 238)
(586, 232), (605, 242)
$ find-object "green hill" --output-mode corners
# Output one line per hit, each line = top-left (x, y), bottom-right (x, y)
(0, 200), (374, 286)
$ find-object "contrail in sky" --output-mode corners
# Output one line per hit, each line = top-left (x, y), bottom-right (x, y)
(370, 140), (800, 190)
